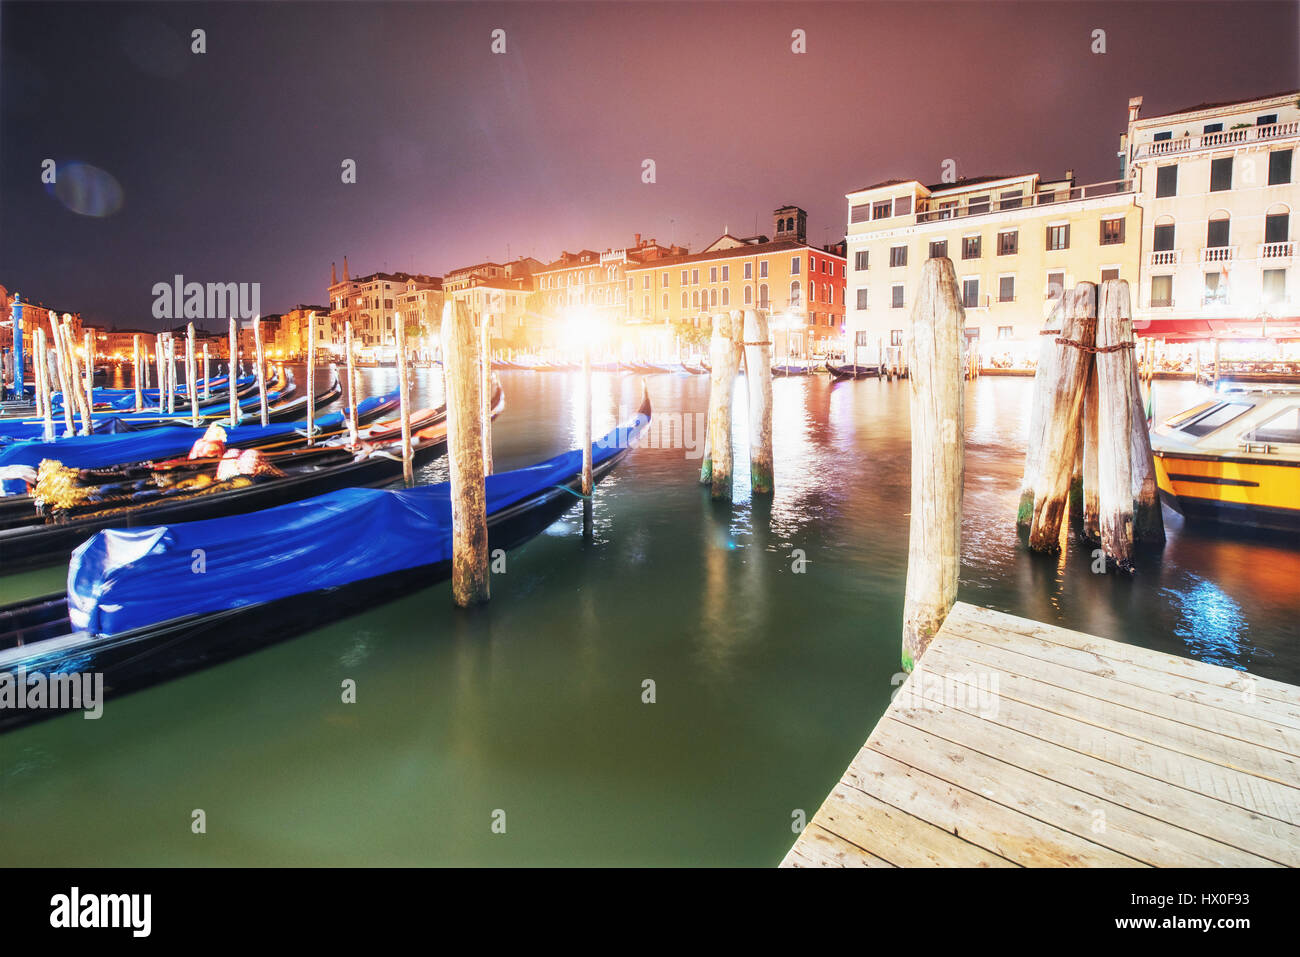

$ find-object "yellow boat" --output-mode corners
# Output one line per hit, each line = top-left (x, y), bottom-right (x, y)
(1151, 388), (1300, 532)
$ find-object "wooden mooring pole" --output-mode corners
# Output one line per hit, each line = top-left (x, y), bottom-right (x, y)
(581, 336), (592, 496)
(743, 308), (774, 495)
(82, 330), (94, 422)
(165, 335), (176, 414)
(1025, 284), (1096, 551)
(37, 329), (54, 442)
(481, 312), (494, 476)
(901, 258), (965, 670)
(50, 317), (74, 436)
(228, 318), (239, 426)
(63, 321), (91, 435)
(700, 310), (744, 500)
(202, 343), (211, 399)
(187, 322), (199, 427)
(395, 312), (414, 486)
(1081, 368), (1101, 543)
(306, 312), (316, 446)
(133, 334), (143, 412)
(440, 298), (490, 606)
(253, 316), (269, 426)
(345, 321), (358, 447)
(1095, 280), (1136, 573)
(1130, 360), (1165, 544)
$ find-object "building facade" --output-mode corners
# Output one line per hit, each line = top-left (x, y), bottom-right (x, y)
(326, 258), (442, 349)
(1124, 91), (1300, 339)
(623, 209), (846, 356)
(844, 173), (1139, 367)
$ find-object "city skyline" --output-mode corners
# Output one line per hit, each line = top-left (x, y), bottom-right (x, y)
(2, 0), (1297, 328)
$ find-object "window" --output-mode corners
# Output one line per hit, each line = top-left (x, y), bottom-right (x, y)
(810, 281), (817, 302)
(1046, 271), (1066, 300)
(643, 295), (650, 313)
(643, 274), (651, 289)
(998, 326), (1014, 340)
(1150, 275), (1173, 307)
(1156, 165), (1178, 198)
(1100, 218), (1125, 245)
(1263, 269), (1286, 305)
(790, 280), (801, 305)
(760, 260), (768, 278)
(1210, 156), (1233, 192)
(962, 279), (979, 308)
(662, 272), (669, 287)
(1269, 150), (1293, 186)
(1101, 268), (1120, 283)
(744, 285), (752, 305)
(999, 276), (1015, 302)
(721, 288), (730, 306)
(855, 250), (869, 271)
(681, 270), (688, 284)
(1265, 212), (1290, 244)
(1153, 223), (1175, 252)
(810, 256), (817, 271)
(872, 200), (893, 219)
(856, 288), (869, 309)
(791, 256), (801, 275)
(890, 329), (903, 347)
(1203, 122), (1223, 134)
(709, 267), (717, 283)
(691, 269), (699, 284)
(1257, 113), (1278, 127)
(1248, 405), (1300, 444)
(997, 231), (1018, 255)
(1153, 131), (1172, 142)
(1000, 189), (1023, 210)
(889, 245), (908, 267)
(759, 284), (769, 308)
(1045, 224), (1070, 251)
(850, 203), (871, 223)
(962, 236), (982, 259)
(1206, 217), (1230, 248)
(968, 195), (990, 215)
(709, 289), (718, 307)
(744, 262), (753, 279)
(681, 291), (689, 308)
(1180, 401), (1252, 437)
(692, 291), (700, 308)
(929, 240), (948, 259)
(1203, 272), (1226, 304)
(891, 285), (905, 308)
(663, 292), (669, 309)
(895, 196), (912, 216)
(721, 265), (729, 281)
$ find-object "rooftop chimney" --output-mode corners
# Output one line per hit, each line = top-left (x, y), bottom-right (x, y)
(1128, 96), (1143, 123)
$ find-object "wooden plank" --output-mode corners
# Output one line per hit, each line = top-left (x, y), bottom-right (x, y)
(952, 603), (1300, 707)
(921, 641), (1300, 787)
(780, 824), (895, 868)
(892, 666), (1300, 860)
(845, 744), (1140, 866)
(815, 782), (1015, 868)
(930, 630), (1300, 756)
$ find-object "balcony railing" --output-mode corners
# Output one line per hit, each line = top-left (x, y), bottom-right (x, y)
(1150, 297), (1174, 308)
(1200, 245), (1237, 264)
(1260, 241), (1295, 259)
(1133, 121), (1300, 160)
(1149, 250), (1181, 266)
(912, 179), (1133, 224)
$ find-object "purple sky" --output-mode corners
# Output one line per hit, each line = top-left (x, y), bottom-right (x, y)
(2, 0), (1297, 328)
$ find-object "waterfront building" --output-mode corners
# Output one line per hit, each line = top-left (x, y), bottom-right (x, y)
(0, 288), (84, 363)
(844, 174), (1139, 368)
(1124, 90), (1300, 341)
(533, 235), (684, 329)
(623, 208), (846, 356)
(327, 258), (442, 349)
(278, 305), (334, 357)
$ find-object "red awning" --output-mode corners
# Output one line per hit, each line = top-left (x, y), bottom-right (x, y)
(1135, 317), (1300, 341)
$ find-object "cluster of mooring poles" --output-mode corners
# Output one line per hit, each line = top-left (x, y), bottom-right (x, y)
(699, 308), (774, 500)
(1017, 279), (1164, 573)
(38, 312), (92, 436)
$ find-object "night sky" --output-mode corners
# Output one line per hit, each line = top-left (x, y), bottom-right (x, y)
(1, 1), (1296, 328)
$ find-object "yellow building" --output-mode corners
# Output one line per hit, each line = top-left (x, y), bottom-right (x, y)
(844, 173), (1139, 368)
(624, 207), (846, 357)
(1123, 90), (1299, 340)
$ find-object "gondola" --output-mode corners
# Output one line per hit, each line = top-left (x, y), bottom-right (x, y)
(0, 385), (466, 574)
(0, 389), (648, 729)
(825, 361), (880, 380)
(771, 363), (810, 376)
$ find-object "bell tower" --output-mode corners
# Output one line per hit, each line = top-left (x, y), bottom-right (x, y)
(773, 206), (806, 243)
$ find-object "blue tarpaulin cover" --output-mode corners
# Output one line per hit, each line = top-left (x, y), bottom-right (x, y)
(0, 390), (398, 493)
(67, 413), (648, 636)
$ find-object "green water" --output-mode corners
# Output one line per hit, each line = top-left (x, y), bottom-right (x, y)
(1, 371), (1297, 865)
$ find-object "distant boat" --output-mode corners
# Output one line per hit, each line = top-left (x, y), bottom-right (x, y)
(826, 361), (880, 380)
(771, 363), (810, 376)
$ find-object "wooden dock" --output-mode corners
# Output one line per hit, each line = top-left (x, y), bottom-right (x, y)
(782, 602), (1300, 867)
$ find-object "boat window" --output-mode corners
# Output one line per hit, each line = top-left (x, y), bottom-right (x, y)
(1179, 402), (1255, 438)
(1246, 406), (1300, 445)
(1163, 400), (1218, 428)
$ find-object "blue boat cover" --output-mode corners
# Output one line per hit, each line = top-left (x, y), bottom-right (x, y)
(67, 411), (650, 635)
(0, 390), (398, 492)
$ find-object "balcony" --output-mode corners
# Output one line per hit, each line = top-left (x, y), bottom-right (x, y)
(912, 179), (1133, 224)
(1200, 245), (1237, 264)
(1149, 250), (1181, 266)
(1133, 120), (1300, 160)
(1260, 241), (1295, 259)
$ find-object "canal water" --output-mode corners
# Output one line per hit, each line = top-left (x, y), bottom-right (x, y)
(0, 369), (1296, 865)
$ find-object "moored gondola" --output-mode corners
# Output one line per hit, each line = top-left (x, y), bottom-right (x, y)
(0, 386), (495, 574)
(0, 390), (648, 729)
(825, 361), (880, 380)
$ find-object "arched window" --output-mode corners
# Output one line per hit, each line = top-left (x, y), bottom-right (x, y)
(744, 285), (753, 305)
(810, 281), (816, 303)
(682, 291), (689, 308)
(692, 290), (700, 308)
(759, 284), (769, 309)
(709, 289), (718, 307)
(1265, 203), (1291, 244)
(1206, 210), (1231, 248)
(721, 287), (730, 306)
(790, 280), (802, 305)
